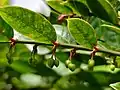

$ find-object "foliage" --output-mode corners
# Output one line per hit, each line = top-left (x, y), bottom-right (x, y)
(0, 0), (120, 90)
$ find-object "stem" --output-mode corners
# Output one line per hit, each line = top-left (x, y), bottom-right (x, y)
(0, 41), (120, 56)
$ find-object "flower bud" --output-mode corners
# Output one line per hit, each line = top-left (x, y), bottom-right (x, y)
(68, 63), (76, 71)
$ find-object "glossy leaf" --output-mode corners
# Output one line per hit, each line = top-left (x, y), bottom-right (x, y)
(78, 0), (88, 6)
(86, 0), (118, 24)
(65, 0), (90, 16)
(47, 0), (73, 14)
(0, 0), (13, 39)
(0, 17), (13, 39)
(0, 0), (9, 7)
(98, 24), (120, 51)
(110, 82), (120, 90)
(67, 18), (97, 49)
(48, 11), (59, 24)
(0, 6), (56, 43)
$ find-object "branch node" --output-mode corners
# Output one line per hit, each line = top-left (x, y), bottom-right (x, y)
(90, 46), (99, 59)
(10, 38), (16, 46)
(52, 41), (59, 47)
(57, 13), (76, 24)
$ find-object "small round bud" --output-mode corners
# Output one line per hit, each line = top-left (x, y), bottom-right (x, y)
(110, 64), (115, 71)
(47, 58), (54, 68)
(68, 63), (76, 71)
(54, 59), (59, 67)
(28, 57), (37, 66)
(65, 60), (71, 68)
(88, 59), (95, 70)
(88, 59), (95, 67)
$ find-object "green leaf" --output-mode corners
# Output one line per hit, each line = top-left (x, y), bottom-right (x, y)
(88, 16), (104, 39)
(108, 0), (120, 11)
(0, 0), (13, 39)
(86, 0), (118, 24)
(64, 0), (90, 16)
(48, 11), (59, 24)
(47, 0), (73, 14)
(12, 77), (30, 89)
(54, 71), (114, 90)
(89, 17), (102, 29)
(10, 60), (37, 73)
(78, 0), (88, 6)
(94, 65), (120, 73)
(110, 82), (120, 90)
(0, 0), (9, 7)
(0, 17), (13, 39)
(0, 6), (56, 43)
(98, 24), (120, 51)
(0, 82), (6, 90)
(67, 18), (97, 49)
